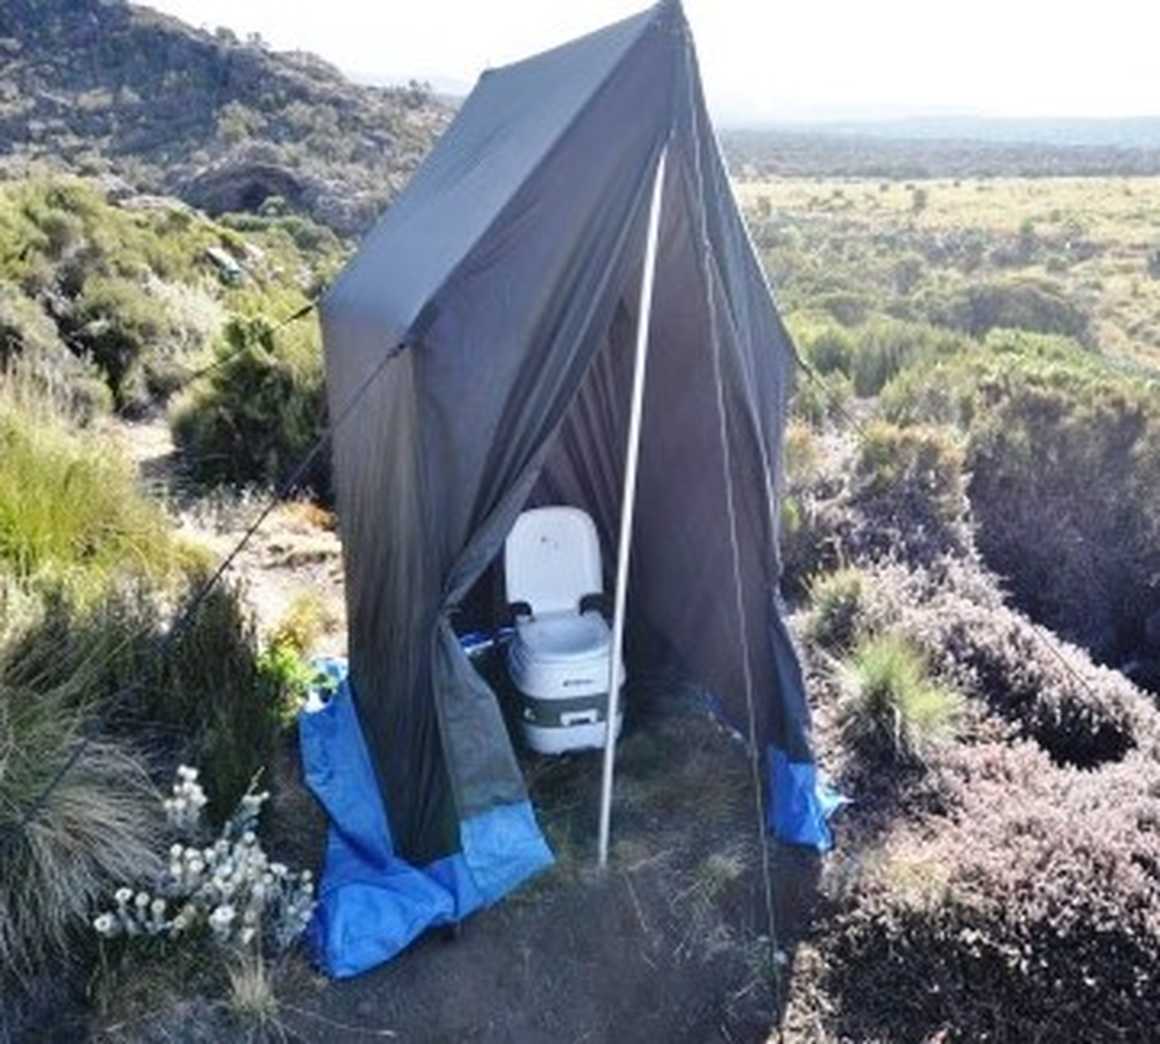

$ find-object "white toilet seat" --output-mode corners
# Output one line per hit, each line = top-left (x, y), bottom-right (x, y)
(513, 610), (610, 662)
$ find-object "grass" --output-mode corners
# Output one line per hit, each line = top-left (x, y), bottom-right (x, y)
(838, 633), (963, 764)
(740, 174), (1160, 368)
(0, 685), (161, 978)
(0, 386), (194, 595)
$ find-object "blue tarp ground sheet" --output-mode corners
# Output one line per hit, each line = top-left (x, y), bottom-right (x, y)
(298, 659), (553, 979)
(299, 660), (844, 977)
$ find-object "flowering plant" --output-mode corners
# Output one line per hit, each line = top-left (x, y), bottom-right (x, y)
(92, 765), (314, 953)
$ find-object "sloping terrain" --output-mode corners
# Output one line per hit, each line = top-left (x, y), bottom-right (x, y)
(0, 0), (450, 234)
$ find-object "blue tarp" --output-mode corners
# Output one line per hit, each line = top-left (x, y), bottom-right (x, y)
(299, 658), (842, 977)
(766, 745), (849, 852)
(299, 659), (553, 978)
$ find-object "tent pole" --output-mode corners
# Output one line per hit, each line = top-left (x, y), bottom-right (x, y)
(598, 144), (668, 870)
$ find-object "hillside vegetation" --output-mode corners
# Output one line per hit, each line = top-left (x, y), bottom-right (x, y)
(0, 0), (450, 234)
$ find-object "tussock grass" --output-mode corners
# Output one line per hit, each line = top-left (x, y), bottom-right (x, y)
(838, 633), (962, 764)
(0, 686), (161, 978)
(0, 387), (193, 595)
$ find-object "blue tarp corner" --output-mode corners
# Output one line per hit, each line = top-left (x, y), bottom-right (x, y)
(298, 658), (553, 978)
(766, 745), (849, 852)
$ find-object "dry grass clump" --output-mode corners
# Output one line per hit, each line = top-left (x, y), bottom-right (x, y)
(826, 742), (1160, 1042)
(0, 687), (162, 978)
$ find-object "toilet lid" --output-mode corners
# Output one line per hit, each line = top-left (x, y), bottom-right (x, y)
(514, 610), (611, 662)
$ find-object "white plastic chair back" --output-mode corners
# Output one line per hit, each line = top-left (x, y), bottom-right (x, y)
(504, 507), (603, 615)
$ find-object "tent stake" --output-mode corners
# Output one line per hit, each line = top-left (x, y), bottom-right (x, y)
(598, 143), (668, 869)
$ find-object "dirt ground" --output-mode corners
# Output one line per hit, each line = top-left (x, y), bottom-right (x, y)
(90, 417), (824, 1044)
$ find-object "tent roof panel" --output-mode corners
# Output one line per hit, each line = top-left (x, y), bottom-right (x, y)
(323, 3), (666, 338)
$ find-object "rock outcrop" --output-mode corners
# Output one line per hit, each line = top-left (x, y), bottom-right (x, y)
(0, 0), (451, 235)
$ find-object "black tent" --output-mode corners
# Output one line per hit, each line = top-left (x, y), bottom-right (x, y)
(303, 0), (829, 978)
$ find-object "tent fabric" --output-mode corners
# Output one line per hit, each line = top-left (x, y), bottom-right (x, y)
(300, 659), (553, 977)
(317, 0), (830, 973)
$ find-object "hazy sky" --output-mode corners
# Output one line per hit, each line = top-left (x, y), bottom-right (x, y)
(148, 0), (1160, 123)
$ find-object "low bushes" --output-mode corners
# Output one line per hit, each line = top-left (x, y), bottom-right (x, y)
(827, 742), (1160, 1041)
(0, 175), (343, 421)
(854, 562), (1160, 769)
(171, 314), (328, 492)
(919, 274), (1092, 343)
(879, 332), (1160, 684)
(0, 387), (292, 982)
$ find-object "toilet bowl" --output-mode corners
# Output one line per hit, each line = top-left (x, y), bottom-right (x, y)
(503, 507), (623, 755)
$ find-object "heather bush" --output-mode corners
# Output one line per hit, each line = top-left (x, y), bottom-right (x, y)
(847, 422), (971, 566)
(880, 334), (1160, 683)
(801, 325), (854, 377)
(838, 633), (962, 765)
(827, 742), (1160, 1041)
(171, 314), (328, 492)
(789, 366), (853, 428)
(805, 567), (866, 651)
(856, 561), (1160, 767)
(778, 425), (970, 594)
(0, 174), (342, 419)
(848, 318), (970, 397)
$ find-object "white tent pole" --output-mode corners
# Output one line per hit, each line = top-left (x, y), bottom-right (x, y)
(598, 144), (668, 870)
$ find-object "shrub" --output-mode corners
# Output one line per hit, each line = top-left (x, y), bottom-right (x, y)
(827, 743), (1160, 1042)
(803, 325), (854, 377)
(856, 562), (1160, 768)
(806, 567), (866, 651)
(790, 368), (853, 428)
(848, 318), (969, 397)
(886, 335), (1160, 681)
(838, 633), (962, 764)
(7, 577), (289, 826)
(848, 422), (970, 566)
(171, 314), (327, 492)
(920, 275), (1092, 343)
(817, 290), (873, 327)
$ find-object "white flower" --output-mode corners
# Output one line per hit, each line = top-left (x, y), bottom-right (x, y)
(150, 898), (166, 917)
(270, 863), (287, 877)
(242, 831), (256, 846)
(209, 904), (236, 930)
(135, 892), (150, 908)
(177, 765), (198, 782)
(189, 858), (205, 876)
(93, 913), (117, 936)
(115, 888), (133, 905)
(170, 843), (184, 859)
(301, 870), (313, 882)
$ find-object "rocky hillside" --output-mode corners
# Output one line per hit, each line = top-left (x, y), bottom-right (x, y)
(0, 0), (451, 235)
